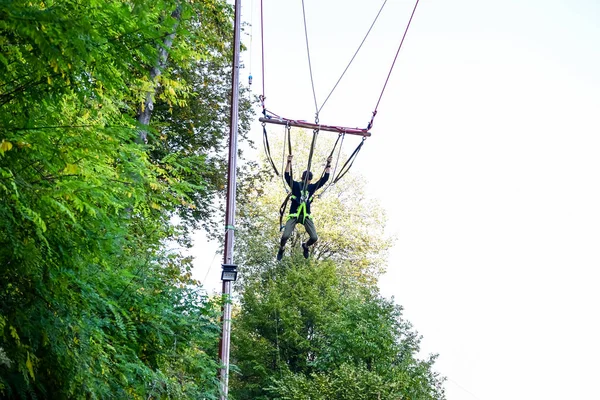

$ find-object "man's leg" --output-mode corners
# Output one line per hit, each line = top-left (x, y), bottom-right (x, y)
(277, 218), (297, 260)
(302, 218), (319, 258)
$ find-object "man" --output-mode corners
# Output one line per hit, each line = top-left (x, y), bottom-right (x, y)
(276, 154), (332, 260)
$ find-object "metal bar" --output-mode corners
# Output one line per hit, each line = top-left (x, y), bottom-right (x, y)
(259, 117), (371, 137)
(219, 0), (242, 397)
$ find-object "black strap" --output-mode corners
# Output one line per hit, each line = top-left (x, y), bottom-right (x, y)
(279, 192), (292, 230)
(315, 132), (343, 189)
(263, 123), (280, 176)
(333, 138), (365, 184)
(301, 128), (319, 190)
(286, 124), (293, 182)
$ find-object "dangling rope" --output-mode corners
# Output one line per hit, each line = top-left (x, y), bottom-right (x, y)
(368, 0), (421, 130)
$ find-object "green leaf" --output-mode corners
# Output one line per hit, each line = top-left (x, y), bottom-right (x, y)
(26, 351), (35, 381)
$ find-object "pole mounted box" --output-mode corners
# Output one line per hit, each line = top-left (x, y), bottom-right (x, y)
(221, 264), (238, 282)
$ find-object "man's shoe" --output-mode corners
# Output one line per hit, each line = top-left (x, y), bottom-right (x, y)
(276, 247), (284, 261)
(302, 242), (309, 259)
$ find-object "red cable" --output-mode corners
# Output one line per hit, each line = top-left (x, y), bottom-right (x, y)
(260, 0), (266, 109)
(370, 0), (421, 129)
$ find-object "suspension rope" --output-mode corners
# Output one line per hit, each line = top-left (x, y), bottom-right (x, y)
(302, 128), (319, 192)
(368, 0), (421, 130)
(315, 133), (344, 197)
(318, 0), (388, 114)
(248, 0), (254, 87)
(278, 124), (294, 230)
(260, 0), (266, 111)
(280, 123), (293, 193)
(301, 0), (319, 119)
(280, 125), (287, 178)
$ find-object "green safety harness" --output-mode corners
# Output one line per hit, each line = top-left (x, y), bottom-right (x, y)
(278, 189), (313, 229)
(288, 189), (314, 224)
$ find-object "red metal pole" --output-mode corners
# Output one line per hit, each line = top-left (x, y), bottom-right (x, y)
(219, 0), (241, 397)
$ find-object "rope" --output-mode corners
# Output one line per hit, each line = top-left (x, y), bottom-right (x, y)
(302, 128), (319, 192)
(301, 0), (319, 119)
(260, 0), (266, 110)
(314, 133), (344, 197)
(369, 0), (421, 129)
(249, 0), (254, 87)
(280, 124), (292, 193)
(279, 124), (294, 229)
(318, 0), (388, 114)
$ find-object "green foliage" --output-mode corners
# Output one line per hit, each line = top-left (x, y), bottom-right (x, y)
(230, 260), (445, 400)
(266, 363), (403, 400)
(150, 59), (255, 237)
(0, 0), (252, 398)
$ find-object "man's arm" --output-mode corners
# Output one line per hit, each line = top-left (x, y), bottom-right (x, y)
(284, 154), (293, 187)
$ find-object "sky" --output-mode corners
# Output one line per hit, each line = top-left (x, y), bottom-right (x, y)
(193, 0), (600, 399)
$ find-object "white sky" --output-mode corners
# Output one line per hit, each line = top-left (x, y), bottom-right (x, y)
(194, 0), (600, 399)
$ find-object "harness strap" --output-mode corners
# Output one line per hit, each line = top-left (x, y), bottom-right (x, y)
(263, 122), (280, 176)
(281, 193), (314, 227)
(333, 137), (365, 184)
(293, 201), (310, 224)
(279, 192), (292, 231)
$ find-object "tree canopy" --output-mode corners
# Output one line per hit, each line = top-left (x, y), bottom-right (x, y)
(0, 0), (252, 398)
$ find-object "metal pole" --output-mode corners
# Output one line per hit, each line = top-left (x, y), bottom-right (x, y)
(219, 0), (242, 397)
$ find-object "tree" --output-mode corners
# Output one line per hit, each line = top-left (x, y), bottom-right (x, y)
(230, 261), (445, 400)
(0, 0), (251, 397)
(149, 54), (254, 237)
(228, 128), (445, 399)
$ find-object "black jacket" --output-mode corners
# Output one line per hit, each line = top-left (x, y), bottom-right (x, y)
(285, 171), (329, 217)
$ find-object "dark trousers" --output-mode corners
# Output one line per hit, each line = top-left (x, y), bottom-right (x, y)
(280, 217), (318, 247)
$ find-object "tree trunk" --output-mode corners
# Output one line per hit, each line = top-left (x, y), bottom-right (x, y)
(137, 4), (182, 143)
